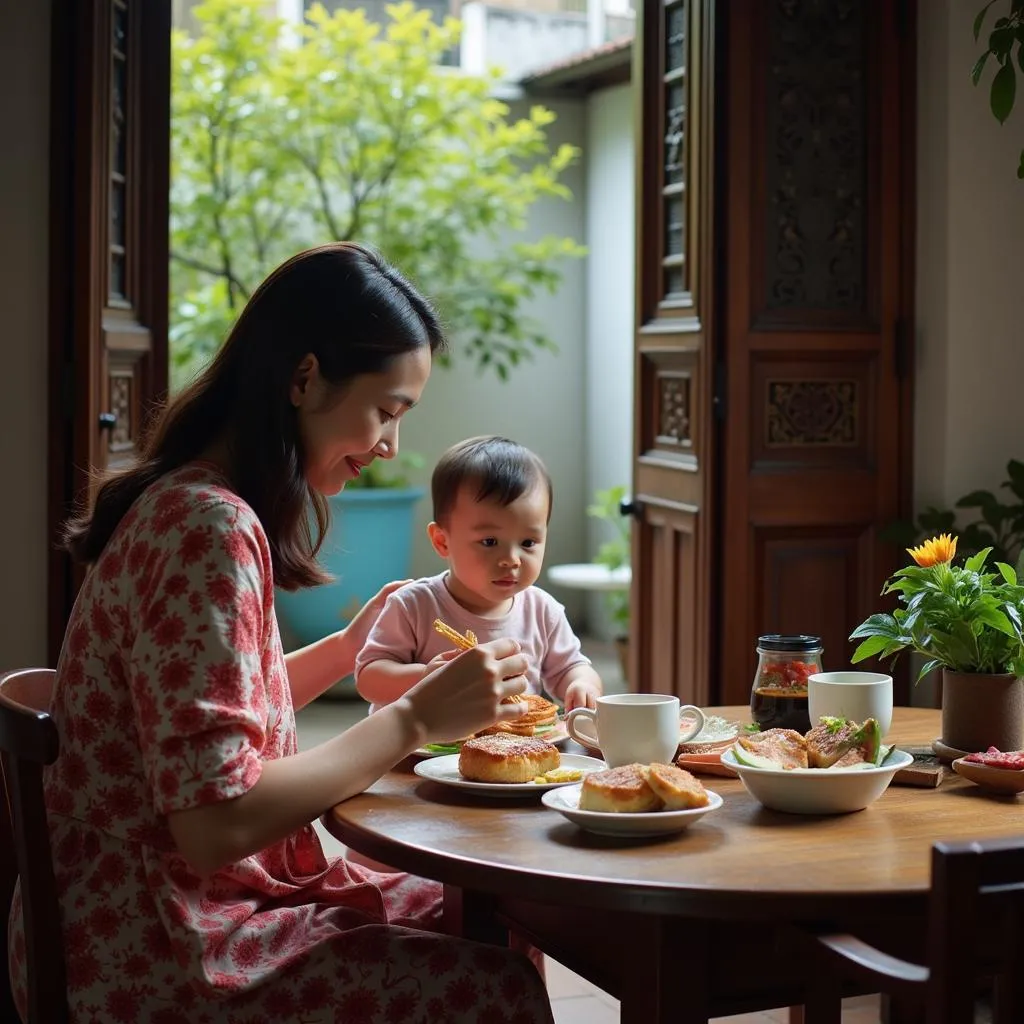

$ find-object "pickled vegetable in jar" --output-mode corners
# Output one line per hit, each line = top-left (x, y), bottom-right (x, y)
(749, 634), (823, 734)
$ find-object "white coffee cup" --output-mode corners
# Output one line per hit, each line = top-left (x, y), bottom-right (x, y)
(807, 671), (893, 737)
(564, 694), (705, 767)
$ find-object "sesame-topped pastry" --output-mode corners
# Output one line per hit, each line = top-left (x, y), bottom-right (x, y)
(458, 734), (560, 783)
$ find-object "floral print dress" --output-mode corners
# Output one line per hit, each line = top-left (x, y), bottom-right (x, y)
(7, 465), (552, 1024)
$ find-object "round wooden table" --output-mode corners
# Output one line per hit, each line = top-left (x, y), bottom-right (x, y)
(324, 707), (1024, 1023)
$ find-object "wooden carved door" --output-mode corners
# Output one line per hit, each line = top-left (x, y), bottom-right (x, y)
(47, 0), (171, 662)
(630, 0), (717, 704)
(717, 0), (915, 703)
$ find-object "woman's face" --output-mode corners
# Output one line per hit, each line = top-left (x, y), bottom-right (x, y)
(291, 345), (432, 495)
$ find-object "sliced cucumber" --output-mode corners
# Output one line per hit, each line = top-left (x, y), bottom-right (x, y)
(731, 744), (785, 770)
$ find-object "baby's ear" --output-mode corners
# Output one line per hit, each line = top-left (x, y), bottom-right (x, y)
(427, 521), (450, 558)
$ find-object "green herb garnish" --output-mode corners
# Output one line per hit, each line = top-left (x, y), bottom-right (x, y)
(743, 722), (761, 733)
(820, 716), (849, 734)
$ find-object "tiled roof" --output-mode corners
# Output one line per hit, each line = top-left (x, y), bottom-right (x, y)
(520, 34), (634, 90)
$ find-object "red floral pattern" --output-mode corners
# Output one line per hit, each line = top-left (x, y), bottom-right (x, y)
(7, 465), (552, 1023)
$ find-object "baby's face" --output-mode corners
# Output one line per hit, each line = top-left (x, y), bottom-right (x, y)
(434, 483), (549, 613)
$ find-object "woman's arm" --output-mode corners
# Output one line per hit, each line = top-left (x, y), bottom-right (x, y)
(168, 640), (529, 874)
(285, 580), (410, 710)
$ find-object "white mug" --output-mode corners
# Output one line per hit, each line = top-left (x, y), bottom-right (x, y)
(807, 671), (893, 737)
(565, 694), (705, 767)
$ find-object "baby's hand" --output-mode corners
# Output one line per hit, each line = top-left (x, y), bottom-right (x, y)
(423, 649), (460, 677)
(564, 679), (601, 713)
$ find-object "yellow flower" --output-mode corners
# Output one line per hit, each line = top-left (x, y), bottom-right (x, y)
(907, 533), (958, 568)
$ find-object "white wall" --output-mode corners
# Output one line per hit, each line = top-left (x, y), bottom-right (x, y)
(0, 1), (51, 670)
(582, 83), (635, 636)
(915, 0), (1024, 511)
(404, 97), (590, 625)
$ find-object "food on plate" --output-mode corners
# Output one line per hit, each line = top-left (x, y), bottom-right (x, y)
(533, 767), (584, 784)
(458, 734), (560, 784)
(731, 717), (891, 772)
(477, 693), (559, 738)
(806, 716), (881, 768)
(579, 764), (663, 812)
(963, 747), (1024, 770)
(676, 714), (739, 755)
(736, 728), (809, 769)
(433, 617), (478, 651)
(646, 762), (711, 809)
(578, 762), (709, 813)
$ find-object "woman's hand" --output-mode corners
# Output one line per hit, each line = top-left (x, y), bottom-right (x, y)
(398, 638), (529, 745)
(340, 579), (411, 656)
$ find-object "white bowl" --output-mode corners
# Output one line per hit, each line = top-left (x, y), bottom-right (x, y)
(720, 747), (913, 815)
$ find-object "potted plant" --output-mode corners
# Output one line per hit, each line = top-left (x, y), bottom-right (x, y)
(849, 534), (1024, 754)
(586, 486), (632, 681)
(274, 452), (425, 693)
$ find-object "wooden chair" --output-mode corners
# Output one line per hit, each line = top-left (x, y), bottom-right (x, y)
(803, 836), (1024, 1024)
(0, 668), (67, 1024)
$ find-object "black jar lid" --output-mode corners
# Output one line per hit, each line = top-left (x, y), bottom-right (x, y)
(757, 634), (822, 652)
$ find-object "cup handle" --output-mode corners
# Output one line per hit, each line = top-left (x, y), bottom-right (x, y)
(678, 705), (706, 743)
(565, 707), (598, 747)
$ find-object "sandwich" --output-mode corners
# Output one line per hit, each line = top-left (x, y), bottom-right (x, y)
(422, 618), (561, 753)
(736, 728), (809, 769)
(732, 717), (889, 770)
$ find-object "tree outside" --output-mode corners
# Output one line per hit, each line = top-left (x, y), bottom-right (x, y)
(171, 0), (585, 390)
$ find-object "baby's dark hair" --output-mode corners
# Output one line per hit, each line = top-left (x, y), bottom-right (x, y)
(432, 436), (553, 526)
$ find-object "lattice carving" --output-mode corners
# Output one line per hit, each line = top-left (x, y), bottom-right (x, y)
(763, 0), (866, 310)
(110, 0), (129, 303)
(766, 379), (857, 446)
(666, 1), (687, 72)
(664, 81), (686, 188)
(658, 374), (691, 444)
(109, 374), (132, 448)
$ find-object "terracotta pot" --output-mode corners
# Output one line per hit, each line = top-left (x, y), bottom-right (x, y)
(941, 669), (1024, 753)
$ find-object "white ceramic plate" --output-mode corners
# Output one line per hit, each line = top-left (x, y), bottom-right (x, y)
(541, 784), (723, 837)
(721, 747), (913, 815)
(412, 721), (571, 759)
(412, 752), (605, 796)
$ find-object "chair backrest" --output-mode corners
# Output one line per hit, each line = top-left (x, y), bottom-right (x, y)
(0, 668), (66, 1024)
(928, 836), (1024, 1024)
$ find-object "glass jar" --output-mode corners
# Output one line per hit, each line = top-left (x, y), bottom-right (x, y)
(749, 634), (823, 734)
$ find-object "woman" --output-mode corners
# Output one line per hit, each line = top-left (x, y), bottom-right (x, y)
(7, 244), (554, 1023)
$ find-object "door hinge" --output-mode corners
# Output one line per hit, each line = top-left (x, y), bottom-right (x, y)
(712, 361), (727, 420)
(893, 319), (910, 381)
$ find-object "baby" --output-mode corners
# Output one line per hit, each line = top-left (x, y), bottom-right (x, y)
(356, 435), (603, 714)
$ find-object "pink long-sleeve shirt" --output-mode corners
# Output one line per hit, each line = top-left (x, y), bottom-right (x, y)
(355, 572), (591, 707)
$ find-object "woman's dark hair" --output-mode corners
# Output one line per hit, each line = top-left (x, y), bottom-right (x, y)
(64, 242), (446, 589)
(431, 436), (552, 527)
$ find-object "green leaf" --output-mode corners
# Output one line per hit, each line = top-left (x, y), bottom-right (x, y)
(975, 0), (997, 40)
(997, 561), (1018, 585)
(965, 547), (994, 573)
(991, 60), (1017, 123)
(955, 489), (998, 508)
(972, 50), (991, 85)
(916, 658), (942, 685)
(1017, 147), (1024, 178)
(849, 613), (903, 641)
(847, 634), (894, 661)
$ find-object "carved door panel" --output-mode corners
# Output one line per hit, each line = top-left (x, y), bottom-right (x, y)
(717, 0), (915, 703)
(47, 0), (170, 660)
(630, 0), (717, 703)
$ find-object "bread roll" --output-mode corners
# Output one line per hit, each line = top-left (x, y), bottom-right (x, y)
(646, 762), (709, 809)
(578, 763), (663, 813)
(458, 734), (559, 784)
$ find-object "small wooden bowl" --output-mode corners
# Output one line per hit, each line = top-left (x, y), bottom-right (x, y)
(952, 757), (1024, 795)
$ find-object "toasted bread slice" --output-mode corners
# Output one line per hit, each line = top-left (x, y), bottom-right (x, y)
(807, 717), (882, 768)
(646, 762), (710, 809)
(579, 763), (663, 813)
(738, 728), (808, 769)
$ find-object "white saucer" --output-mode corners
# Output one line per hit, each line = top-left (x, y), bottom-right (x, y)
(412, 752), (604, 796)
(541, 784), (723, 836)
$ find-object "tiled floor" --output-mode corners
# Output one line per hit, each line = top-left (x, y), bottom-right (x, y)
(295, 637), (884, 1023)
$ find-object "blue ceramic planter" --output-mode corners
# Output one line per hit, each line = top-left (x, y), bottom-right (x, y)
(275, 487), (425, 650)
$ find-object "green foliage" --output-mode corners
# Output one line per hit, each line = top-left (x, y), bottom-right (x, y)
(850, 546), (1024, 680)
(344, 450), (424, 490)
(972, 0), (1024, 178)
(882, 459), (1024, 567)
(585, 485), (631, 635)
(171, 0), (585, 388)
